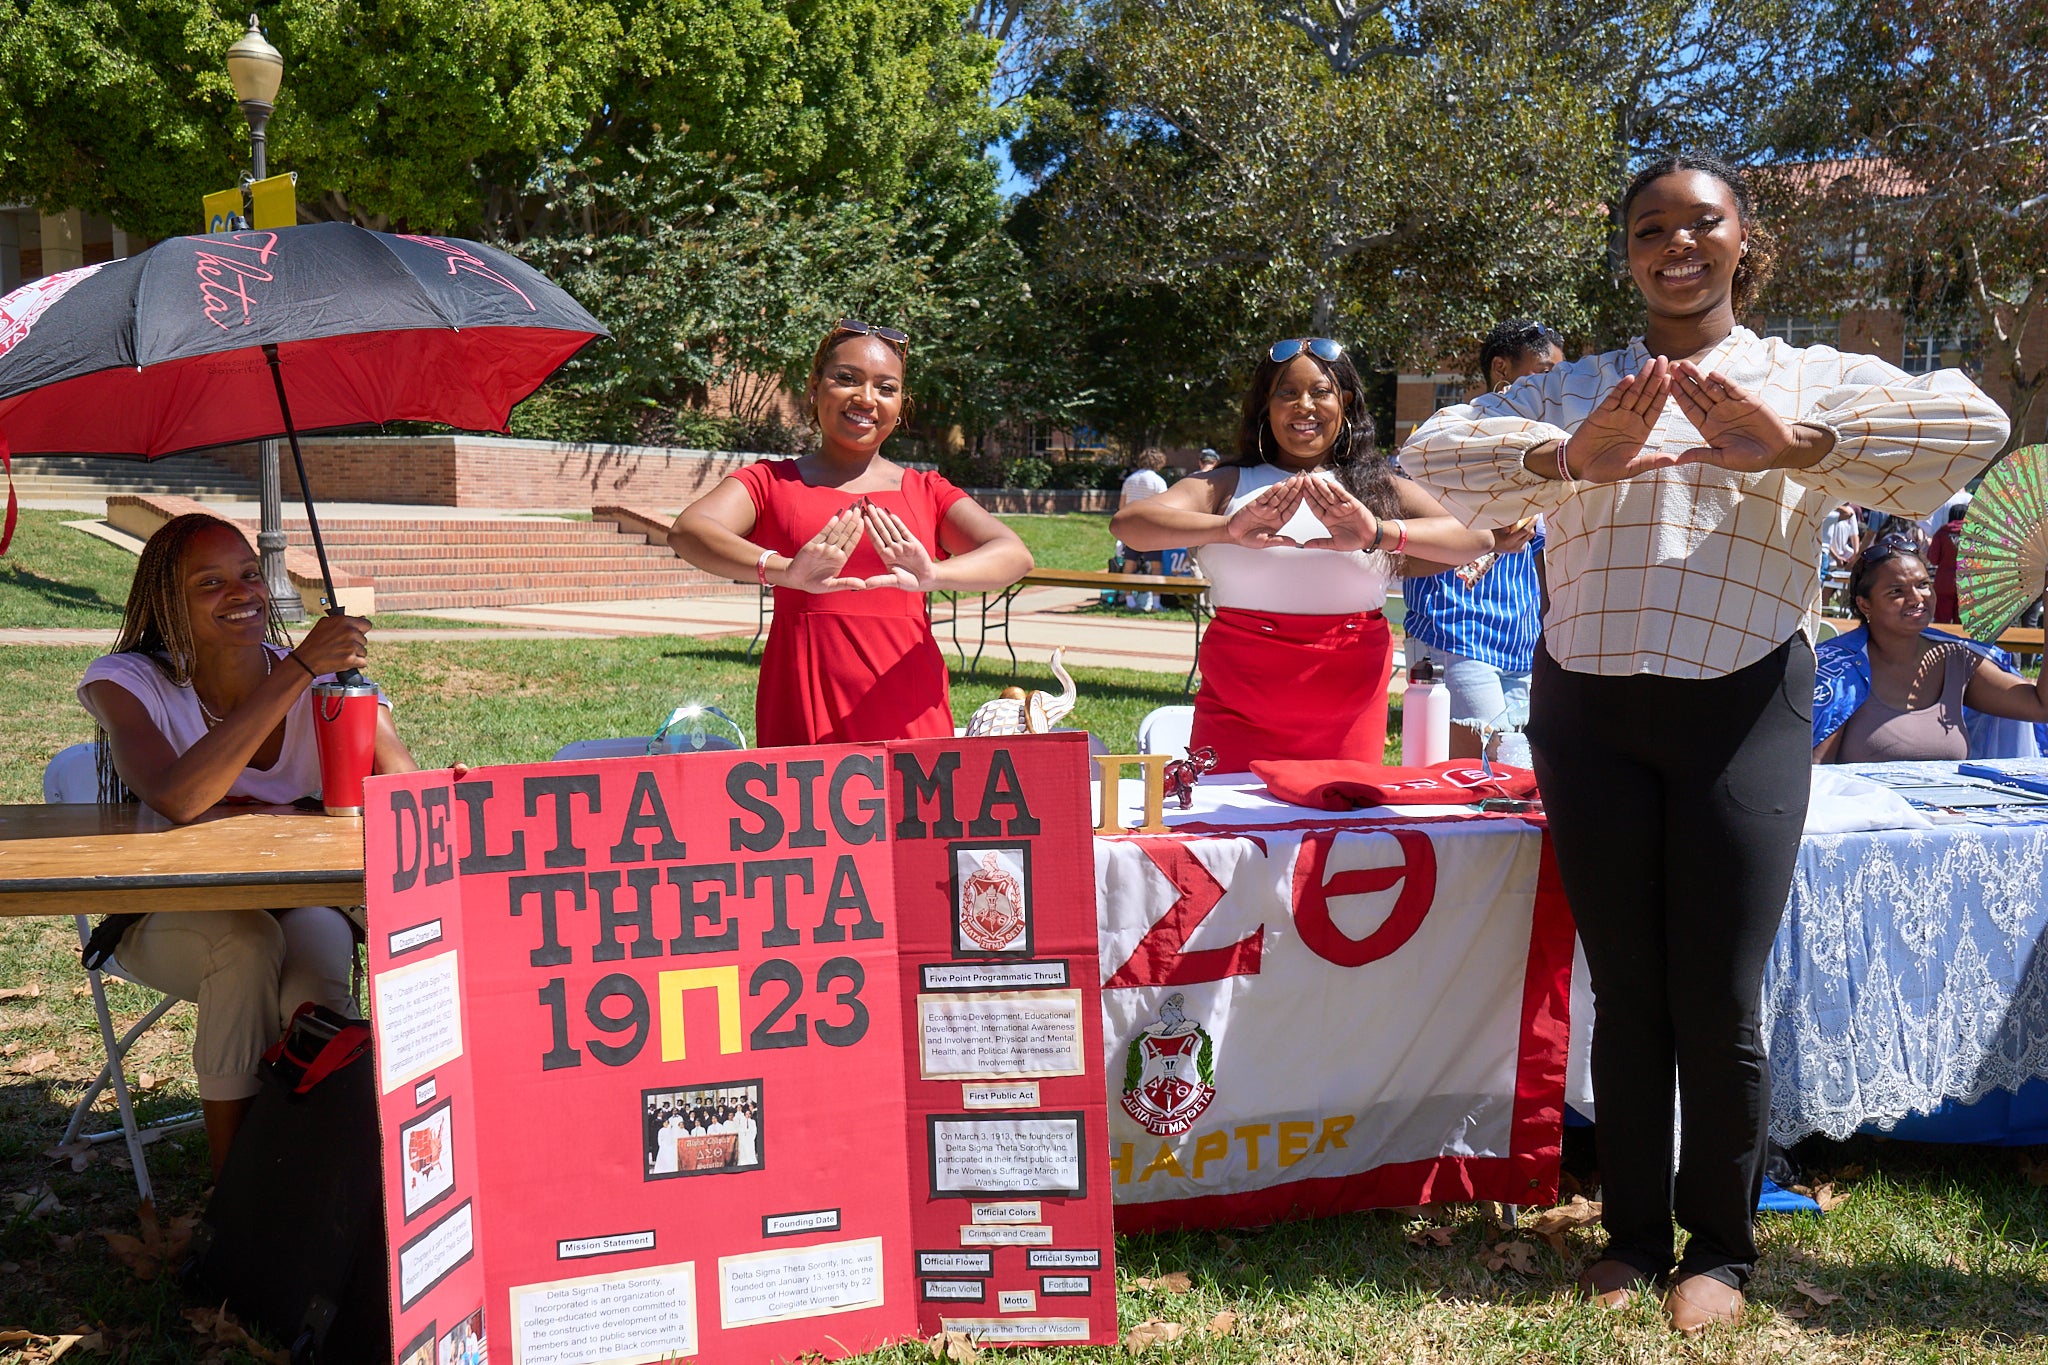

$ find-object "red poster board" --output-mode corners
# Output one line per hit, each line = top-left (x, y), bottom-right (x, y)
(364, 736), (1117, 1365)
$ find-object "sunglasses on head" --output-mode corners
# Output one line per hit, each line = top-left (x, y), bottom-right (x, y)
(832, 317), (909, 349)
(1269, 337), (1344, 364)
(1857, 533), (1922, 572)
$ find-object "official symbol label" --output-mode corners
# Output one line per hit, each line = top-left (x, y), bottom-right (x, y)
(954, 846), (1030, 954)
(1119, 993), (1216, 1136)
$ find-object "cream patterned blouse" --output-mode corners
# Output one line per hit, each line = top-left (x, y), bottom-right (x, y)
(1401, 327), (2009, 679)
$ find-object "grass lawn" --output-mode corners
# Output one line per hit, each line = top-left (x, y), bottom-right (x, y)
(0, 511), (138, 628)
(5, 521), (2048, 1363)
(999, 513), (1118, 574)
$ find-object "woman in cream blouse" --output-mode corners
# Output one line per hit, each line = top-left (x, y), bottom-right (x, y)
(1404, 154), (2007, 1332)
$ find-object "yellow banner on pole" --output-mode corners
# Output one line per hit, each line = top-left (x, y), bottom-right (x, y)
(248, 173), (297, 230)
(202, 188), (243, 235)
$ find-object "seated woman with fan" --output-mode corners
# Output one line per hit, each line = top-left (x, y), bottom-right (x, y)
(77, 513), (443, 1174)
(1813, 533), (2048, 763)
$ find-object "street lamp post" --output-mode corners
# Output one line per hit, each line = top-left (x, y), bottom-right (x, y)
(225, 14), (302, 622)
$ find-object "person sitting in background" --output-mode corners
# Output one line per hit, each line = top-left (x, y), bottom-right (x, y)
(1112, 336), (1494, 772)
(1197, 448), (1221, 473)
(1118, 448), (1173, 610)
(1823, 503), (1861, 577)
(668, 319), (1033, 746)
(77, 513), (431, 1175)
(1924, 501), (1967, 624)
(1402, 318), (1562, 756)
(1813, 535), (2048, 764)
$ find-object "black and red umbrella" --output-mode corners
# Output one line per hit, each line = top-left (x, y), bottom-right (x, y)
(0, 222), (607, 581)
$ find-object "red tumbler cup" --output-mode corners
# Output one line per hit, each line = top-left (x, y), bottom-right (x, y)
(311, 680), (379, 816)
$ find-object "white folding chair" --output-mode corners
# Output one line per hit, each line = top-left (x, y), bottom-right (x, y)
(1137, 705), (1196, 757)
(42, 742), (203, 1205)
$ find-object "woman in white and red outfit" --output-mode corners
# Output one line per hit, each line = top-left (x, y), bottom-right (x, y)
(1112, 338), (1500, 772)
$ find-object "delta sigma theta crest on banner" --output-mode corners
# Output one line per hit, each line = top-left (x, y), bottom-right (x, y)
(1119, 994), (1216, 1137)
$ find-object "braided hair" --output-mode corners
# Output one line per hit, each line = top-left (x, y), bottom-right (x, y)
(1620, 154), (1777, 313)
(93, 513), (292, 803)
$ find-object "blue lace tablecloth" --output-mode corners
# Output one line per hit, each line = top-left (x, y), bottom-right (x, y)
(1764, 760), (2048, 1144)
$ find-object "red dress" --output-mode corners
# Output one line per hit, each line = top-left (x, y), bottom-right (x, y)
(732, 459), (967, 747)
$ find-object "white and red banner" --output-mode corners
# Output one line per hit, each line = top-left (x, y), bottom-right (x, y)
(1095, 812), (1573, 1231)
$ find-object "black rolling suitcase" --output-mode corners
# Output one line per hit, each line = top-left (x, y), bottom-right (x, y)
(188, 1004), (390, 1365)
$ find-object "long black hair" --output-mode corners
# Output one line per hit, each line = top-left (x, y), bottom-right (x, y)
(1230, 344), (1400, 521)
(1619, 153), (1777, 313)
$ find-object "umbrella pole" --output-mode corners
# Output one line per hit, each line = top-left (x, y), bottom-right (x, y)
(259, 343), (342, 614)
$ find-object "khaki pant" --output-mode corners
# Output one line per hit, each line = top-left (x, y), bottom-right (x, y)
(113, 906), (358, 1102)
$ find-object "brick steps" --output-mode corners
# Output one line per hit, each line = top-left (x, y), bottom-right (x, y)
(229, 515), (742, 613)
(12, 453), (258, 499)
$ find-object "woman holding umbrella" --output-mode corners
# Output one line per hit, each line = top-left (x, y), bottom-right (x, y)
(77, 513), (446, 1175)
(669, 320), (1033, 746)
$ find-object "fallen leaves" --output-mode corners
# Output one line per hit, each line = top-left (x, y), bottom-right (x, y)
(7, 1186), (65, 1218)
(17, 1050), (59, 1075)
(1522, 1196), (1603, 1254)
(1480, 1240), (1539, 1274)
(100, 1210), (198, 1282)
(1793, 1280), (1843, 1307)
(0, 982), (44, 1001)
(1130, 1270), (1192, 1293)
(0, 1330), (103, 1363)
(1122, 1319), (1186, 1352)
(183, 1304), (288, 1364)
(929, 1329), (980, 1363)
(2018, 1152), (2048, 1187)
(1404, 1225), (1454, 1248)
(1205, 1310), (1237, 1336)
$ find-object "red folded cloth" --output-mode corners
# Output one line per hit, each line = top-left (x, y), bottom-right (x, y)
(1251, 758), (1539, 810)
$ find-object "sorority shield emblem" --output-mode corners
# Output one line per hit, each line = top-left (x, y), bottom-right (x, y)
(956, 848), (1029, 953)
(1119, 993), (1216, 1136)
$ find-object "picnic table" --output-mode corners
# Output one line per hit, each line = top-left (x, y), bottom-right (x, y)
(745, 568), (1213, 692)
(0, 803), (365, 917)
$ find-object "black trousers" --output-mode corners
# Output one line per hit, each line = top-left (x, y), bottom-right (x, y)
(1526, 637), (1813, 1289)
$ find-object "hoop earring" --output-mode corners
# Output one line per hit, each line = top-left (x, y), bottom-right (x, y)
(1258, 425), (1270, 462)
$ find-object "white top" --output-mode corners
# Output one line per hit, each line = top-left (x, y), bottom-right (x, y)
(1824, 513), (1860, 564)
(77, 645), (390, 805)
(1401, 328), (2008, 678)
(1120, 468), (1169, 508)
(1195, 463), (1397, 615)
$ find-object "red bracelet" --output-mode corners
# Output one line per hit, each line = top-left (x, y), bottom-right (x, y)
(1391, 520), (1408, 555)
(1555, 439), (1572, 483)
(755, 547), (775, 585)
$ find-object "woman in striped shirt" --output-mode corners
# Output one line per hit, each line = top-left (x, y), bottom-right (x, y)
(1403, 319), (1564, 755)
(1403, 155), (2008, 1332)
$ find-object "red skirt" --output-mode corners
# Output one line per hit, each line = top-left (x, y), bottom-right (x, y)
(1191, 607), (1393, 773)
(755, 604), (954, 748)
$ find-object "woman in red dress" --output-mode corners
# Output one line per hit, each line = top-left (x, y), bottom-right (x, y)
(669, 320), (1033, 746)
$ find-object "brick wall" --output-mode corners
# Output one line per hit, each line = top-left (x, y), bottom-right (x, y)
(206, 436), (775, 508)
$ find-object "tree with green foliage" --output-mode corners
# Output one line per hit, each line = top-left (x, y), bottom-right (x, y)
(1766, 0), (2045, 454)
(0, 0), (1004, 239)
